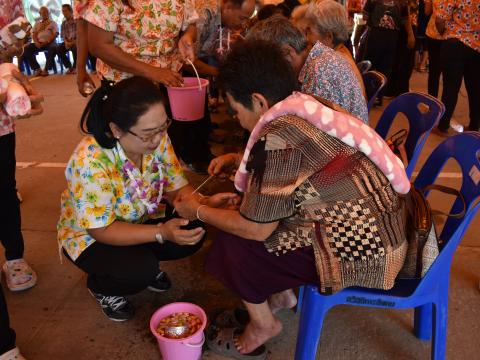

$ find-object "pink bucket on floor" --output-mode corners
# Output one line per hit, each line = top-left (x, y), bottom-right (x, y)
(150, 302), (207, 360)
(167, 77), (209, 121)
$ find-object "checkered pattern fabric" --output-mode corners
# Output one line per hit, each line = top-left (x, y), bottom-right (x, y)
(318, 200), (385, 261)
(272, 226), (313, 254)
(294, 180), (320, 205)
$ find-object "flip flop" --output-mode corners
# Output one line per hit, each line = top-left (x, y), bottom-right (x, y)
(213, 308), (250, 329)
(206, 325), (267, 360)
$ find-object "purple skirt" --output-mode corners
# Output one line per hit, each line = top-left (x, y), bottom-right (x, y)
(205, 231), (319, 304)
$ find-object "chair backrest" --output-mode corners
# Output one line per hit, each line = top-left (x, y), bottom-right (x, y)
(363, 71), (387, 112)
(356, 60), (372, 74)
(415, 132), (480, 242)
(375, 92), (445, 178)
(412, 133), (480, 292)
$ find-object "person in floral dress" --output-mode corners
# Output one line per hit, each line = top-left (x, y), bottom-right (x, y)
(82, 0), (198, 87)
(57, 76), (239, 321)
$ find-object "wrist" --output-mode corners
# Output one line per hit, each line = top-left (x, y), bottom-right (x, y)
(196, 205), (208, 222)
(155, 224), (166, 243)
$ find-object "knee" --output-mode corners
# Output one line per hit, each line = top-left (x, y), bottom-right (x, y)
(126, 254), (159, 289)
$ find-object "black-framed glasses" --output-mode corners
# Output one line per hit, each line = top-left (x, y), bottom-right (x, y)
(127, 118), (172, 143)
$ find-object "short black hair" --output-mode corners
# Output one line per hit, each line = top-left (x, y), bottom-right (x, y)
(257, 5), (283, 21)
(219, 39), (298, 110)
(62, 4), (73, 12)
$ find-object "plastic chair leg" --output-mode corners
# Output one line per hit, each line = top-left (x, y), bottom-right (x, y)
(294, 287), (329, 360)
(296, 286), (304, 314)
(432, 299), (448, 360)
(414, 303), (432, 340)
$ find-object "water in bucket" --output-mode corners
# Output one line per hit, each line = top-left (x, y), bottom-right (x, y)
(167, 77), (209, 122)
(150, 302), (207, 360)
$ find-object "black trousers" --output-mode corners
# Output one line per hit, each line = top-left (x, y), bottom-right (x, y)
(0, 133), (24, 261)
(23, 42), (56, 71)
(57, 43), (77, 69)
(386, 27), (416, 97)
(167, 67), (213, 164)
(67, 215), (205, 296)
(168, 112), (212, 164)
(0, 286), (16, 355)
(364, 27), (400, 89)
(439, 39), (480, 131)
(427, 37), (444, 98)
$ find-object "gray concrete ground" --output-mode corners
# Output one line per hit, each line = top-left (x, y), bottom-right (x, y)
(2, 71), (479, 360)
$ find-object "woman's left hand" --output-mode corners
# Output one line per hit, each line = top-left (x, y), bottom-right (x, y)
(206, 193), (241, 210)
(174, 193), (202, 221)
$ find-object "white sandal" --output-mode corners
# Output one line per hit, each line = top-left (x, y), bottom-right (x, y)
(0, 347), (26, 360)
(2, 259), (37, 291)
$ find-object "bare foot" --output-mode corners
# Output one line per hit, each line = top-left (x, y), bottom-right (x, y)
(268, 289), (297, 314)
(234, 319), (282, 354)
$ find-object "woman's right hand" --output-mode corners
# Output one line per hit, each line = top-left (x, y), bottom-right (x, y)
(77, 70), (96, 97)
(150, 67), (184, 87)
(159, 218), (205, 245)
(208, 153), (242, 179)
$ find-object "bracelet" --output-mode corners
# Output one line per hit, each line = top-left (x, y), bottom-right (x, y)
(196, 205), (207, 222)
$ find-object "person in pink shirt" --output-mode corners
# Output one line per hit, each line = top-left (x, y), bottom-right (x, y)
(0, 42), (43, 360)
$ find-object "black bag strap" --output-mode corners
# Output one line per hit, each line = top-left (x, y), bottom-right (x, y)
(422, 184), (466, 219)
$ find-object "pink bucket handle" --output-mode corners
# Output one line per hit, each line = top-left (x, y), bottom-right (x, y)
(183, 332), (205, 348)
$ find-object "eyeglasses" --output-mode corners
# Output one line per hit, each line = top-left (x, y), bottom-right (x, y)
(127, 118), (172, 143)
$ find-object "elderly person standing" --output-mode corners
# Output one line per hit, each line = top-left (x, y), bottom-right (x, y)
(23, 6), (58, 77)
(248, 15), (368, 123)
(303, 0), (366, 98)
(174, 39), (409, 358)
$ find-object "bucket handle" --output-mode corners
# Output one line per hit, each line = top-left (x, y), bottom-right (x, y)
(183, 332), (205, 348)
(186, 59), (202, 91)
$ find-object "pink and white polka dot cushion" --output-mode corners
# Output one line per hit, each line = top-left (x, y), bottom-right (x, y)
(235, 92), (411, 195)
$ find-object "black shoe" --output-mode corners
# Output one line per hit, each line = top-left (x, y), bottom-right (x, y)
(148, 271), (172, 293)
(88, 290), (135, 321)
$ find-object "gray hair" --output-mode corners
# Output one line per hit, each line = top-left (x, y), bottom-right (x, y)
(246, 15), (308, 54)
(305, 0), (350, 45)
(291, 4), (309, 22)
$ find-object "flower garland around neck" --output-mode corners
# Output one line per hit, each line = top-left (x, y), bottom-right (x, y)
(120, 152), (168, 216)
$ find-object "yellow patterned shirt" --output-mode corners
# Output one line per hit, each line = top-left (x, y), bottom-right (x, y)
(57, 135), (188, 261)
(83, 0), (198, 81)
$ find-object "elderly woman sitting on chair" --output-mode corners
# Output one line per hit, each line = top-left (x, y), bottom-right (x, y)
(174, 40), (411, 360)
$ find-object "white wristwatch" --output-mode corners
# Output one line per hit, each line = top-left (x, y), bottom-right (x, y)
(155, 231), (165, 244)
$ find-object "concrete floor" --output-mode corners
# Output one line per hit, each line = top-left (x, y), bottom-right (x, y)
(2, 71), (479, 360)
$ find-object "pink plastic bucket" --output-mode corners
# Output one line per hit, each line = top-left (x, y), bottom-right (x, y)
(150, 302), (207, 360)
(167, 77), (209, 121)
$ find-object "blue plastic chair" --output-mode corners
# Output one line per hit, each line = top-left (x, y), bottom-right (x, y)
(295, 133), (480, 360)
(375, 92), (445, 179)
(356, 60), (372, 74)
(363, 70), (387, 113)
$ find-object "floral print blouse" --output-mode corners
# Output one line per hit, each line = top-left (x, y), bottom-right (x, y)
(57, 135), (188, 261)
(82, 0), (198, 82)
(299, 42), (369, 124)
(437, 0), (480, 52)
